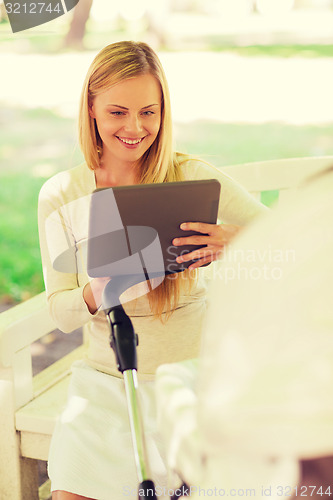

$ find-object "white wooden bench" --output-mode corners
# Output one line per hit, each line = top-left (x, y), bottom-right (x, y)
(0, 293), (87, 499)
(0, 156), (332, 500)
(221, 156), (333, 205)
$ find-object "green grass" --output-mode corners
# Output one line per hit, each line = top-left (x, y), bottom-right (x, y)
(174, 121), (333, 166)
(1, 107), (83, 174)
(202, 43), (333, 58)
(1, 107), (333, 303)
(0, 106), (83, 303)
(0, 175), (45, 301)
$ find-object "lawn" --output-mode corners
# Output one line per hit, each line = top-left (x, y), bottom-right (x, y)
(0, 107), (83, 302)
(1, 102), (333, 303)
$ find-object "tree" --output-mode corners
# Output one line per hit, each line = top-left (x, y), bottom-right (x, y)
(64, 0), (93, 49)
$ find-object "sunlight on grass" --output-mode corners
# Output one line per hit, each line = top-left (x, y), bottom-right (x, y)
(174, 121), (333, 166)
(0, 175), (45, 301)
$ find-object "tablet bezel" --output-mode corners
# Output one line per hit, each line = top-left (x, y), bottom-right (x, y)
(87, 179), (221, 278)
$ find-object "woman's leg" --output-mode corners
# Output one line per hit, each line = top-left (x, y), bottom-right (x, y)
(52, 491), (95, 500)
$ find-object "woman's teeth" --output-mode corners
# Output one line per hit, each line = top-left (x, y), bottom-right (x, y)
(118, 137), (143, 145)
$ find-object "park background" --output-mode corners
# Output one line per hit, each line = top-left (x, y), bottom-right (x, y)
(1, 0), (333, 304)
(1, 0), (333, 492)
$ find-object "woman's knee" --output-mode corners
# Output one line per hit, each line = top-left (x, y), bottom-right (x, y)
(52, 491), (95, 500)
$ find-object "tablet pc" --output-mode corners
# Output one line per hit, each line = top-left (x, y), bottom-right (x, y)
(87, 179), (221, 279)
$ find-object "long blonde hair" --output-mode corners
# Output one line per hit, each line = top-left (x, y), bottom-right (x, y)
(79, 41), (196, 320)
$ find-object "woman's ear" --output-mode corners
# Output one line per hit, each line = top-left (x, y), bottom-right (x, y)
(88, 100), (95, 119)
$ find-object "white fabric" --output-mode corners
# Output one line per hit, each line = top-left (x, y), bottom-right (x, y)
(49, 360), (168, 499)
(155, 359), (203, 488)
(156, 168), (333, 498)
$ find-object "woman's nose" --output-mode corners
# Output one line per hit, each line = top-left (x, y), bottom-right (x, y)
(124, 114), (143, 134)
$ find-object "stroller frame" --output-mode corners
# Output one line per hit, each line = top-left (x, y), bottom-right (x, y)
(104, 292), (189, 500)
(105, 303), (156, 499)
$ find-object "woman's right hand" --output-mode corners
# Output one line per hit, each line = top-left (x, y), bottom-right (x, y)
(83, 277), (111, 314)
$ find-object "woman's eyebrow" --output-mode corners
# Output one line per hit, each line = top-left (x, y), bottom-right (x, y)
(106, 104), (159, 109)
(141, 104), (159, 109)
(107, 104), (128, 109)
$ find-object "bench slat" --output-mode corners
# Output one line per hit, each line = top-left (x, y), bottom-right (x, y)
(221, 156), (333, 192)
(33, 344), (86, 397)
(21, 431), (53, 462)
(16, 375), (71, 435)
(0, 292), (56, 368)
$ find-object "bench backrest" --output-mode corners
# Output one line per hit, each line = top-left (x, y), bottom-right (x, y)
(221, 156), (333, 206)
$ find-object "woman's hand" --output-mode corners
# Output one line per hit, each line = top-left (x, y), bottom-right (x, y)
(172, 222), (241, 270)
(83, 277), (111, 314)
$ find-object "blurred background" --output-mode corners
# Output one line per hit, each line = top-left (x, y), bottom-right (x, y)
(1, 0), (333, 304)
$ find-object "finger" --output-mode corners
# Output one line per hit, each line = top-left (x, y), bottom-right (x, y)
(176, 246), (221, 264)
(180, 222), (216, 234)
(188, 256), (213, 270)
(173, 235), (211, 246)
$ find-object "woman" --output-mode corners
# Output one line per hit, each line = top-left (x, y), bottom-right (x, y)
(38, 41), (267, 500)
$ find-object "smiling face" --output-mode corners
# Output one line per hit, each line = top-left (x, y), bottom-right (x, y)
(89, 73), (162, 172)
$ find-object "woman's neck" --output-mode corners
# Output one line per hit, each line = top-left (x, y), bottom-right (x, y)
(95, 155), (138, 188)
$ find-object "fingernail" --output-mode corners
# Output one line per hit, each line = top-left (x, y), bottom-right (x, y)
(180, 223), (187, 229)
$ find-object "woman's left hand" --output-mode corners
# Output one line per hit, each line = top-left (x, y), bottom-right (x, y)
(172, 222), (241, 270)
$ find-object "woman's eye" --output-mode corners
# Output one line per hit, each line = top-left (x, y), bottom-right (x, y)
(110, 111), (124, 116)
(142, 111), (154, 116)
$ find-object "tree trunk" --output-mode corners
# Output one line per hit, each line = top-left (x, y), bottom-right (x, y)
(64, 0), (93, 49)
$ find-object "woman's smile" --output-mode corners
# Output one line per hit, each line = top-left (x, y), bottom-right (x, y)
(116, 135), (146, 148)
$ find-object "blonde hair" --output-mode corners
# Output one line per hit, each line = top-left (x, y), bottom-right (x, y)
(79, 41), (197, 320)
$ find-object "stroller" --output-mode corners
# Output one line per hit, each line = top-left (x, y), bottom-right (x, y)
(155, 169), (333, 500)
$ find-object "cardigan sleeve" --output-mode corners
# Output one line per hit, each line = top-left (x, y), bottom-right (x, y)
(38, 175), (96, 333)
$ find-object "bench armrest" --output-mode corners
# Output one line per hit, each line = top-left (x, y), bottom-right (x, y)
(0, 291), (55, 368)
